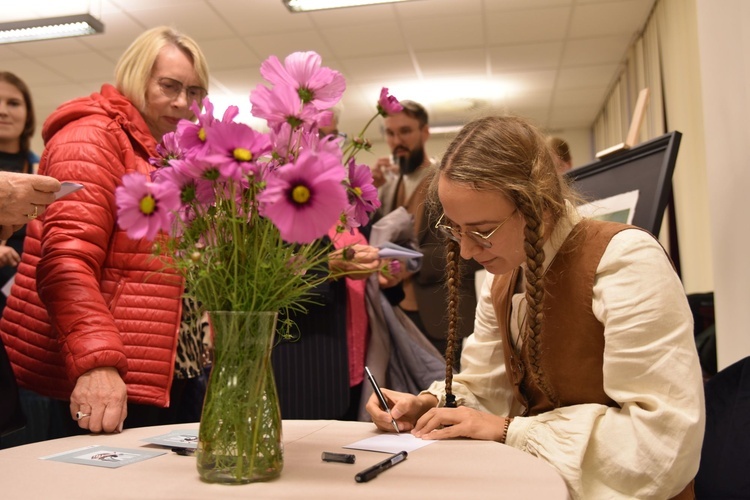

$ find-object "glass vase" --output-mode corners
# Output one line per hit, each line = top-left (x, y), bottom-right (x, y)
(196, 311), (283, 484)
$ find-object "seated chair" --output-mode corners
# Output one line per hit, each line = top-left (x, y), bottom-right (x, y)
(694, 355), (750, 498)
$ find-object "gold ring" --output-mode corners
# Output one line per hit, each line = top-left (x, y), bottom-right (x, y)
(26, 206), (39, 220)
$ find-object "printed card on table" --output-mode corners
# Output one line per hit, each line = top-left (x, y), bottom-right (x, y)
(41, 445), (165, 468)
(141, 429), (199, 449)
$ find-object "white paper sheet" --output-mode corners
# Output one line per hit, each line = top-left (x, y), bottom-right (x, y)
(343, 433), (436, 454)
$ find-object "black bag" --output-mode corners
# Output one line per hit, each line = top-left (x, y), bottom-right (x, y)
(0, 336), (25, 437)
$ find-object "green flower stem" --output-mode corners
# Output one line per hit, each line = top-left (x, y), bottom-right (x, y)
(342, 111), (380, 162)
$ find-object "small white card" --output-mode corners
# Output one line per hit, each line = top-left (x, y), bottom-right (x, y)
(41, 445), (165, 468)
(343, 433), (436, 454)
(141, 429), (199, 449)
(377, 243), (423, 259)
(55, 182), (84, 199)
(1, 275), (13, 298)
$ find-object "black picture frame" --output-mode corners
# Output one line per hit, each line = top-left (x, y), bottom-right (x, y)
(565, 131), (682, 235)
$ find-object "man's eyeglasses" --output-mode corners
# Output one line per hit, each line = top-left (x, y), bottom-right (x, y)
(435, 209), (517, 249)
(155, 77), (208, 104)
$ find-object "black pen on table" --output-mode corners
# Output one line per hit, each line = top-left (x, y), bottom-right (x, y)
(355, 450), (408, 483)
(364, 366), (399, 434)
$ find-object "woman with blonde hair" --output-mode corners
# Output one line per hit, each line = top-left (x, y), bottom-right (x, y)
(366, 115), (704, 499)
(0, 26), (211, 437)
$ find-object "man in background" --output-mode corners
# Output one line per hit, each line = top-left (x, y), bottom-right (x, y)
(371, 101), (479, 360)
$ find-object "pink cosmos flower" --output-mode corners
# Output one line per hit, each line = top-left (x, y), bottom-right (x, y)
(203, 121), (271, 181)
(176, 98), (239, 154)
(172, 153), (220, 182)
(347, 159), (381, 226)
(269, 119), (343, 163)
(339, 203), (359, 234)
(389, 259), (402, 275)
(170, 154), (220, 206)
(150, 131), (185, 167)
(260, 51), (346, 108)
(259, 149), (348, 243)
(250, 83), (323, 132)
(116, 173), (181, 241)
(377, 87), (403, 116)
(151, 165), (196, 205)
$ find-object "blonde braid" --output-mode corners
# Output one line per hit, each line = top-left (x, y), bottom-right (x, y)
(443, 238), (462, 407)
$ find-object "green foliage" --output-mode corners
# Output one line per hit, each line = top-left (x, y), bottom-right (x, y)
(155, 178), (333, 331)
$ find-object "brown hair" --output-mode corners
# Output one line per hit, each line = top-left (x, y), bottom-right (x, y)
(0, 71), (35, 154)
(547, 136), (571, 164)
(397, 100), (429, 128)
(431, 115), (578, 407)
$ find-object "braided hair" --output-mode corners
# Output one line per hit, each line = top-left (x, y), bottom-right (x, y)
(428, 116), (575, 407)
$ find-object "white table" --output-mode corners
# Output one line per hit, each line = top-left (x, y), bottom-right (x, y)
(0, 420), (569, 499)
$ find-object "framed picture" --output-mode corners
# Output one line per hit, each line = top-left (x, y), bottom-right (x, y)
(565, 131), (682, 235)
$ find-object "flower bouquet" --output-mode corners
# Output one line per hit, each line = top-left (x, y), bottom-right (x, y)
(115, 51), (402, 484)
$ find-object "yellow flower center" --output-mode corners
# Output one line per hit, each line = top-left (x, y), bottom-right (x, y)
(198, 127), (206, 142)
(233, 148), (252, 162)
(292, 185), (311, 204)
(139, 195), (156, 215)
(353, 186), (362, 196)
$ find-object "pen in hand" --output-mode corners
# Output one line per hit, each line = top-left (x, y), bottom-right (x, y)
(364, 366), (399, 434)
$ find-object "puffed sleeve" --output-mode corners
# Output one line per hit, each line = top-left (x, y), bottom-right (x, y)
(505, 229), (705, 499)
(37, 122), (131, 380)
(423, 273), (524, 417)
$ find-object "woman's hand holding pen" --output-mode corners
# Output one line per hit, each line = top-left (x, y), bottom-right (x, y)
(365, 388), (437, 433)
(366, 389), (509, 442)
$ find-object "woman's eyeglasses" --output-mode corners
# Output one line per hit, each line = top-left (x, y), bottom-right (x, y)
(155, 77), (208, 104)
(435, 209), (517, 249)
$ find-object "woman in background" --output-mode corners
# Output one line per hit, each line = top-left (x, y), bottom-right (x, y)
(0, 73), (60, 444)
(0, 27), (211, 437)
(0, 72), (39, 314)
(366, 115), (704, 499)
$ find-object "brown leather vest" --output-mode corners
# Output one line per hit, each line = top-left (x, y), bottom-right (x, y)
(392, 171), (432, 312)
(491, 219), (694, 499)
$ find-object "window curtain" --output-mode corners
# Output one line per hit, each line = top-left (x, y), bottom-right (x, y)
(591, 0), (712, 294)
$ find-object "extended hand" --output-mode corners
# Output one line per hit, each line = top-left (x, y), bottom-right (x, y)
(412, 406), (508, 442)
(329, 244), (381, 279)
(0, 245), (20, 267)
(370, 157), (397, 188)
(69, 367), (128, 434)
(0, 171), (61, 232)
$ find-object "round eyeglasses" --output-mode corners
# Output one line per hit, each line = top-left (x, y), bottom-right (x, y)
(154, 77), (208, 105)
(435, 209), (517, 249)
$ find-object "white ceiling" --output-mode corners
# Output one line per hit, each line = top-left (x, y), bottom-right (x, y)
(1, 0), (656, 149)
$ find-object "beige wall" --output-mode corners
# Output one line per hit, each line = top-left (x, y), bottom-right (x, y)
(657, 0), (714, 296)
(695, 0), (750, 368)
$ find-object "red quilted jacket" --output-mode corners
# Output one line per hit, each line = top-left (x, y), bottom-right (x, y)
(0, 85), (184, 407)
